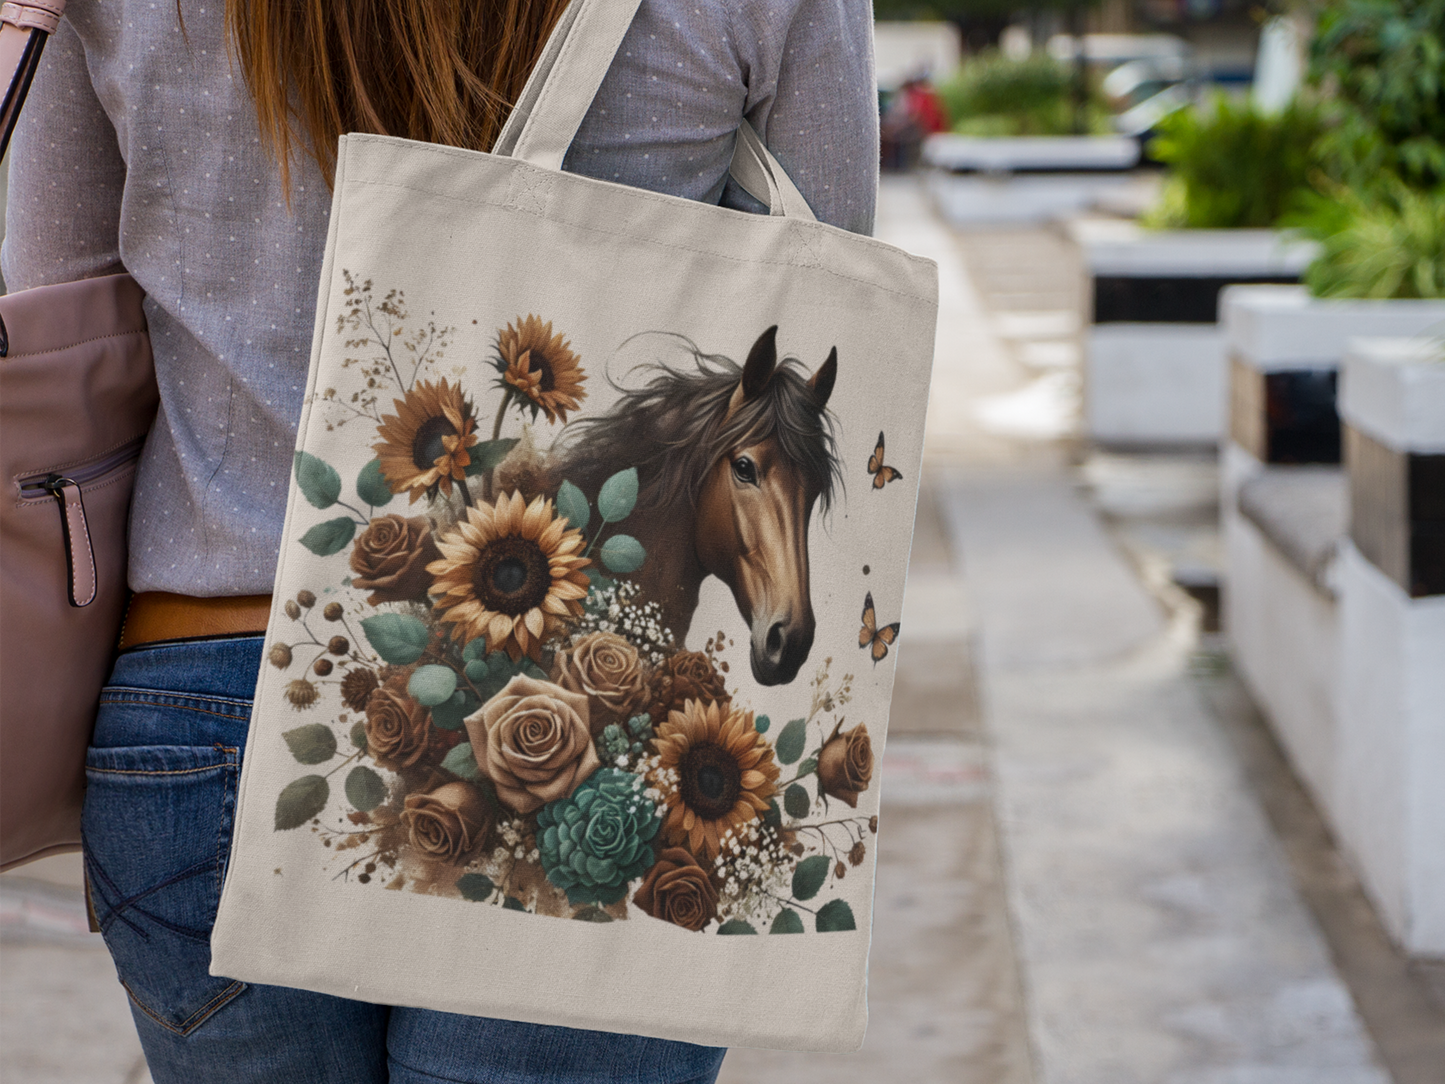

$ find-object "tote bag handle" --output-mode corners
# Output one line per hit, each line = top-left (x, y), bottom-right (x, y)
(494, 0), (816, 221)
(0, 0), (65, 157)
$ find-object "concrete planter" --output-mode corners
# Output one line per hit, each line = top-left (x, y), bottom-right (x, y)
(1221, 288), (1445, 848)
(1072, 224), (1314, 446)
(923, 135), (1142, 227)
(1335, 338), (1445, 955)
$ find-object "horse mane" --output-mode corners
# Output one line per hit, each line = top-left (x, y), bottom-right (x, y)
(550, 335), (841, 516)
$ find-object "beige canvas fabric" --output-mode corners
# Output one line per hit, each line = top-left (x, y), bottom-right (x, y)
(210, 0), (936, 1051)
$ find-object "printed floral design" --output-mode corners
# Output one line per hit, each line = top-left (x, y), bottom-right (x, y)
(465, 675), (600, 815)
(428, 492), (591, 661)
(497, 315), (587, 425)
(374, 379), (478, 502)
(274, 282), (875, 934)
(650, 699), (779, 861)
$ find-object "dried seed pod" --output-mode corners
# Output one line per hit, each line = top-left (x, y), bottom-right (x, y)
(285, 679), (320, 709)
(848, 840), (866, 866)
(341, 669), (380, 713)
(313, 658), (334, 677)
(328, 636), (349, 656)
(268, 643), (293, 669)
(869, 815), (878, 835)
(323, 602), (344, 621)
(834, 862), (847, 880)
(296, 589), (317, 609)
(285, 600), (301, 620)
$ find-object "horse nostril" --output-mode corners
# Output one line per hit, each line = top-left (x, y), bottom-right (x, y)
(766, 621), (785, 659)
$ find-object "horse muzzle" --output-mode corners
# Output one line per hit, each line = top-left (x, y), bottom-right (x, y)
(750, 613), (814, 686)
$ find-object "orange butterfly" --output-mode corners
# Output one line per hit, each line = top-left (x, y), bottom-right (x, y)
(867, 432), (902, 489)
(859, 591), (900, 664)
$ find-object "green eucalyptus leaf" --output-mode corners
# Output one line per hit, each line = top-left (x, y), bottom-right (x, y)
(597, 467), (639, 522)
(769, 908), (804, 934)
(462, 638), (489, 663)
(717, 919), (757, 935)
(815, 899), (857, 932)
(344, 765), (387, 812)
(360, 613), (430, 665)
(282, 723), (337, 765)
(774, 718), (807, 765)
(349, 721), (368, 752)
(294, 451), (342, 509)
(408, 664), (458, 706)
(503, 896), (527, 912)
(796, 756), (818, 778)
(299, 517), (356, 557)
(455, 873), (495, 901)
(783, 783), (811, 820)
(274, 775), (329, 830)
(791, 855), (830, 901)
(441, 742), (481, 781)
(555, 480), (590, 532)
(599, 534), (645, 574)
(463, 438), (520, 476)
(356, 459), (394, 508)
(429, 691), (471, 731)
(754, 714), (771, 734)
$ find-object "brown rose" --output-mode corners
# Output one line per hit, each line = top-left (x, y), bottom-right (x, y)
(647, 651), (728, 721)
(552, 632), (649, 733)
(400, 782), (491, 863)
(633, 847), (719, 931)
(350, 515), (441, 605)
(364, 682), (430, 769)
(464, 675), (599, 815)
(817, 722), (873, 808)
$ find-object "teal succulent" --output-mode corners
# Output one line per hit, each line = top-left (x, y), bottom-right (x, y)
(537, 768), (661, 905)
(596, 714), (654, 768)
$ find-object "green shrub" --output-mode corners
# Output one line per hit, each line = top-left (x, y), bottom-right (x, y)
(1309, 0), (1445, 190)
(1143, 93), (1326, 229)
(1289, 181), (1445, 299)
(935, 52), (1109, 137)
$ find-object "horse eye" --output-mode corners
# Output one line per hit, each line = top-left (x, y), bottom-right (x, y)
(732, 457), (758, 485)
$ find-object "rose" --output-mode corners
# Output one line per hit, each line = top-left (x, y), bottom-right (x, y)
(632, 847), (719, 930)
(364, 681), (430, 769)
(401, 782), (491, 863)
(817, 722), (873, 808)
(464, 675), (600, 815)
(648, 651), (728, 721)
(552, 633), (649, 733)
(350, 515), (441, 605)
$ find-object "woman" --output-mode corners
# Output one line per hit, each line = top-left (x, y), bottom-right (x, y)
(2, 0), (877, 1080)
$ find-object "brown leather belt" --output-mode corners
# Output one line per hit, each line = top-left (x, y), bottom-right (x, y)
(119, 591), (273, 650)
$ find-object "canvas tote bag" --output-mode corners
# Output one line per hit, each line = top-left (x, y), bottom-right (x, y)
(211, 0), (937, 1051)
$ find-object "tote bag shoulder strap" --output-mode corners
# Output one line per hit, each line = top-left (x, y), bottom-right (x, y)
(494, 0), (816, 221)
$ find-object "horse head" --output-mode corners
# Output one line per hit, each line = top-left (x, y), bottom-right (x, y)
(695, 327), (837, 686)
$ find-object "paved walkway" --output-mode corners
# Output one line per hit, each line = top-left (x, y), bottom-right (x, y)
(4, 175), (1437, 1084)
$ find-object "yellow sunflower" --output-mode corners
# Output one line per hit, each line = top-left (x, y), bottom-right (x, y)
(649, 699), (780, 861)
(498, 315), (587, 424)
(373, 379), (478, 502)
(427, 490), (591, 661)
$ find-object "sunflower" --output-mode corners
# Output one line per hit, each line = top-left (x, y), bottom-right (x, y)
(427, 490), (591, 661)
(649, 699), (779, 861)
(373, 379), (478, 502)
(498, 315), (587, 424)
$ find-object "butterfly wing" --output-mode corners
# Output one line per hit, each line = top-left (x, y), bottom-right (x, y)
(872, 464), (903, 489)
(859, 591), (877, 648)
(871, 622), (900, 662)
(867, 432), (885, 476)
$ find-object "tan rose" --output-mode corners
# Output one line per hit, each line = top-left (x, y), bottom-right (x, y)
(552, 632), (649, 733)
(464, 675), (600, 815)
(364, 681), (430, 769)
(350, 515), (441, 605)
(401, 782), (491, 863)
(817, 722), (873, 808)
(632, 847), (719, 931)
(647, 651), (728, 721)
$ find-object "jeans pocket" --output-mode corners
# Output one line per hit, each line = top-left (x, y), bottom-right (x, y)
(83, 697), (248, 1036)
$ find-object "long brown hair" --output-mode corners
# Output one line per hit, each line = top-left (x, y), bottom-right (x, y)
(227, 0), (572, 190)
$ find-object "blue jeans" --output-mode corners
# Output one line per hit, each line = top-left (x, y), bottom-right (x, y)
(82, 635), (726, 1084)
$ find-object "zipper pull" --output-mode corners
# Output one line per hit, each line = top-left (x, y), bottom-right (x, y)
(42, 477), (98, 608)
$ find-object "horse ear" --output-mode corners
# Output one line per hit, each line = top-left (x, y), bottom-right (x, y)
(809, 347), (837, 409)
(740, 325), (778, 402)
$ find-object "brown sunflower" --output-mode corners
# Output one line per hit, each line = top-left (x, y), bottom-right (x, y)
(373, 379), (478, 502)
(427, 490), (591, 661)
(649, 699), (779, 861)
(498, 315), (587, 424)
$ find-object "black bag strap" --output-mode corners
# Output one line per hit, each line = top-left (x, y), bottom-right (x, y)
(0, 1), (66, 158)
